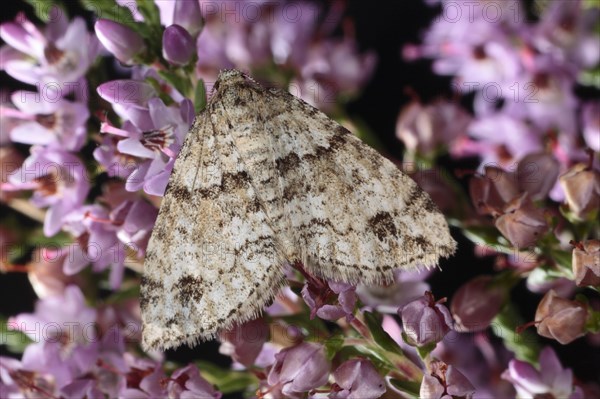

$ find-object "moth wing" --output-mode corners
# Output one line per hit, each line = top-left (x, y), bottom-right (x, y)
(141, 108), (286, 351)
(257, 87), (457, 285)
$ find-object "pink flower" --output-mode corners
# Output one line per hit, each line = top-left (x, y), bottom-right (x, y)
(162, 24), (195, 66)
(330, 359), (386, 399)
(219, 318), (269, 367)
(495, 194), (548, 248)
(502, 347), (583, 398)
(95, 19), (145, 65)
(535, 289), (588, 345)
(302, 279), (357, 322)
(5, 146), (90, 236)
(166, 364), (222, 398)
(450, 275), (508, 332)
(3, 91), (89, 151)
(400, 291), (453, 346)
(420, 360), (475, 399)
(0, 14), (99, 89)
(267, 342), (330, 397)
(8, 285), (96, 344)
(99, 96), (193, 196)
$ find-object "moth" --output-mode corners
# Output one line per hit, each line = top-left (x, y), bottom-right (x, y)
(141, 69), (456, 350)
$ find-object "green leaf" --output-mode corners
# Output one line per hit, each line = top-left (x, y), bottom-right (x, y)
(194, 79), (207, 113)
(324, 334), (344, 360)
(0, 315), (33, 354)
(23, 0), (67, 22)
(79, 0), (137, 28)
(416, 341), (437, 360)
(363, 311), (403, 355)
(389, 379), (421, 399)
(195, 361), (257, 394)
(135, 0), (161, 27)
(493, 303), (541, 364)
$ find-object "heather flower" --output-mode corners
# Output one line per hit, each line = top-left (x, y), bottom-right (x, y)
(3, 91), (89, 151)
(531, 0), (600, 69)
(60, 379), (104, 399)
(450, 275), (507, 332)
(0, 14), (99, 89)
(291, 38), (376, 110)
(100, 97), (193, 196)
(516, 152), (560, 201)
(559, 162), (600, 219)
(302, 279), (357, 322)
(266, 342), (330, 397)
(432, 333), (515, 399)
(581, 102), (600, 152)
(468, 113), (543, 166)
(505, 66), (578, 139)
(396, 100), (471, 157)
(0, 145), (24, 203)
(502, 347), (584, 398)
(95, 19), (145, 65)
(0, 90), (19, 146)
(400, 291), (453, 346)
(162, 24), (195, 66)
(417, 14), (521, 88)
(5, 146), (90, 236)
(469, 166), (520, 215)
(535, 289), (588, 344)
(571, 240), (600, 286)
(119, 354), (166, 398)
(61, 199), (154, 289)
(92, 134), (138, 179)
(96, 80), (158, 128)
(166, 364), (222, 399)
(27, 247), (82, 298)
(8, 285), (96, 344)
(495, 194), (548, 248)
(420, 360), (475, 399)
(0, 356), (53, 397)
(159, 0), (203, 37)
(329, 359), (386, 399)
(356, 269), (432, 313)
(219, 318), (270, 367)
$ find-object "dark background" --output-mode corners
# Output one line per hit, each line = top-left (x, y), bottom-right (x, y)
(1, 0), (598, 396)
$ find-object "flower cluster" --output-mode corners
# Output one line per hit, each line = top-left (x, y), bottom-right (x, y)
(1, 0), (598, 398)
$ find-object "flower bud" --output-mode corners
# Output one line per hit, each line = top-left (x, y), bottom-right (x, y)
(267, 342), (330, 396)
(173, 0), (203, 37)
(451, 275), (507, 332)
(535, 290), (588, 344)
(162, 24), (195, 66)
(420, 360), (475, 399)
(571, 240), (600, 287)
(559, 163), (600, 219)
(95, 19), (145, 64)
(469, 166), (519, 215)
(330, 359), (386, 399)
(495, 194), (548, 248)
(400, 291), (453, 346)
(219, 318), (269, 367)
(302, 280), (356, 322)
(516, 152), (560, 201)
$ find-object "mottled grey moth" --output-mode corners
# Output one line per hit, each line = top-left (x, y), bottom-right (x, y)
(141, 69), (456, 350)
